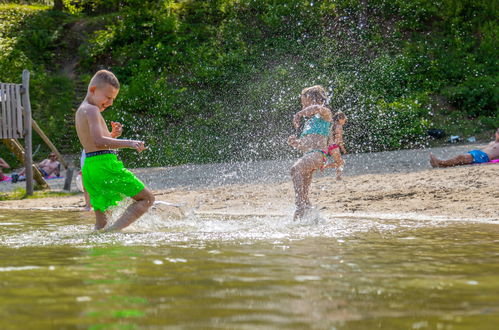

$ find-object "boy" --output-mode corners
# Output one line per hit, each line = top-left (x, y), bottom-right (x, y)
(430, 128), (499, 167)
(75, 70), (154, 231)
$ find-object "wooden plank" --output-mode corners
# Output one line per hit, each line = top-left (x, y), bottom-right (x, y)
(9, 84), (17, 138)
(0, 83), (6, 139)
(5, 84), (12, 139)
(1, 138), (49, 189)
(32, 119), (69, 169)
(15, 84), (23, 138)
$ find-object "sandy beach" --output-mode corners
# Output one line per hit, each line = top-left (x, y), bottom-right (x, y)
(1, 143), (498, 222)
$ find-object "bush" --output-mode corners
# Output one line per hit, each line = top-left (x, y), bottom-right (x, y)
(442, 75), (499, 118)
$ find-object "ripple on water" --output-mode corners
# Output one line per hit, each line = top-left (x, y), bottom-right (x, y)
(0, 204), (456, 248)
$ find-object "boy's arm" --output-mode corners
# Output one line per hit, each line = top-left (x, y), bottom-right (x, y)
(111, 121), (123, 138)
(87, 107), (146, 151)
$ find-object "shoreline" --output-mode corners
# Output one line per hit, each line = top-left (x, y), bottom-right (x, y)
(1, 144), (498, 223)
(1, 165), (497, 223)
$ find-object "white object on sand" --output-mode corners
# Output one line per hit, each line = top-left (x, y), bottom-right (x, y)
(154, 201), (182, 208)
(75, 173), (84, 192)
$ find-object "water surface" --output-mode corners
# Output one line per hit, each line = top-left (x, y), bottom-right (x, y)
(0, 209), (498, 329)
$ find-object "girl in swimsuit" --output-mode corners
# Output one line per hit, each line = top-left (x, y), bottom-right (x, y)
(287, 85), (348, 220)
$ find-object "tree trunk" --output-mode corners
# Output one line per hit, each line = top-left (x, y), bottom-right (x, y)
(53, 0), (65, 11)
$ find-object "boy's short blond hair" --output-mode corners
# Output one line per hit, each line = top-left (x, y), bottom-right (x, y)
(301, 85), (327, 104)
(89, 70), (120, 89)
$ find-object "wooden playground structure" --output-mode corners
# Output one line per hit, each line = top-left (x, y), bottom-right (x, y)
(0, 70), (73, 195)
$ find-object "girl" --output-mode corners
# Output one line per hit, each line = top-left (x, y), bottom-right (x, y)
(287, 85), (347, 220)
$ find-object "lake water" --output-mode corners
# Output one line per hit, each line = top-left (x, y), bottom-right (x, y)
(0, 209), (498, 329)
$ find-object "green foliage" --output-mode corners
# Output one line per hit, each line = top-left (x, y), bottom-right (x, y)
(0, 0), (497, 167)
(442, 75), (499, 118)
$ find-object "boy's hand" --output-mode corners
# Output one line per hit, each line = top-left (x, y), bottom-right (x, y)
(293, 114), (302, 129)
(129, 140), (147, 152)
(111, 121), (123, 138)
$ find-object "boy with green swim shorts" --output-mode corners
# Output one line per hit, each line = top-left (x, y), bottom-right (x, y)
(75, 70), (155, 231)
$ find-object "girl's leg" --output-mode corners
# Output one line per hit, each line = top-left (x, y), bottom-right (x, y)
(330, 149), (344, 180)
(290, 153), (322, 220)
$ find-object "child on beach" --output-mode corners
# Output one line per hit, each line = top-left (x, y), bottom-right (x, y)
(75, 70), (154, 231)
(429, 128), (499, 167)
(80, 121), (123, 211)
(287, 85), (347, 220)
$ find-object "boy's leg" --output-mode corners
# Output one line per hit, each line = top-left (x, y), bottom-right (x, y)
(430, 153), (473, 168)
(105, 187), (155, 231)
(94, 210), (108, 230)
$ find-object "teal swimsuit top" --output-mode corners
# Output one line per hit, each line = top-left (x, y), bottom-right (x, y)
(300, 114), (331, 137)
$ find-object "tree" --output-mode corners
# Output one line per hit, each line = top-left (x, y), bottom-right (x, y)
(53, 0), (65, 11)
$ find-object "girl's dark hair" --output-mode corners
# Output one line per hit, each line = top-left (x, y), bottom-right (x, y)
(332, 111), (347, 122)
(301, 85), (327, 104)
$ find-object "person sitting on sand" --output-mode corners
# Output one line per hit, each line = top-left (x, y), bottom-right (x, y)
(16, 152), (61, 181)
(430, 128), (499, 167)
(39, 152), (61, 177)
(0, 156), (10, 182)
(287, 85), (347, 220)
(75, 70), (154, 231)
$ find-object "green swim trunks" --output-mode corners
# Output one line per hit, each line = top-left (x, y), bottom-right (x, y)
(82, 153), (145, 212)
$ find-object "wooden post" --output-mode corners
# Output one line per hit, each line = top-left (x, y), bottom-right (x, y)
(22, 70), (33, 196)
(63, 168), (73, 191)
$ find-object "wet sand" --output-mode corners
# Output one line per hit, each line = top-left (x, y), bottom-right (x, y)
(1, 144), (498, 222)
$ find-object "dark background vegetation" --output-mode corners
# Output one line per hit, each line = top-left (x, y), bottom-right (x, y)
(0, 0), (497, 168)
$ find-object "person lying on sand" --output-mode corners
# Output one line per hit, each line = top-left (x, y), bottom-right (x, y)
(430, 128), (499, 167)
(75, 70), (154, 231)
(0, 156), (10, 182)
(287, 85), (347, 220)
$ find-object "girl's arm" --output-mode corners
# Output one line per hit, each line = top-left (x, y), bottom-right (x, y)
(329, 124), (347, 153)
(337, 126), (347, 154)
(293, 105), (332, 128)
